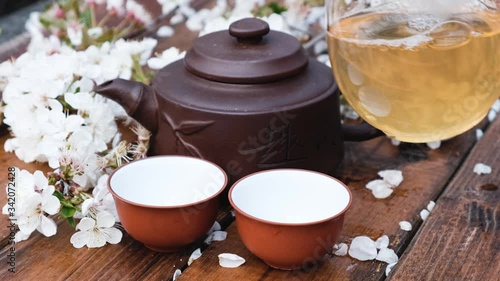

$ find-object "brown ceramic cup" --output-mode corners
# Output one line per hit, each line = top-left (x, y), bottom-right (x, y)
(108, 156), (228, 252)
(229, 169), (352, 270)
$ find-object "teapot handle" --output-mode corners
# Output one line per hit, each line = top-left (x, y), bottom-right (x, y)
(342, 122), (384, 142)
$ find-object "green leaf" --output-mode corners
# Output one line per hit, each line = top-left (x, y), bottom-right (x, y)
(80, 26), (92, 50)
(71, 0), (80, 18)
(268, 2), (287, 14)
(53, 189), (65, 201)
(61, 206), (76, 218)
(81, 8), (92, 28)
(60, 199), (75, 208)
(253, 2), (287, 17)
(95, 29), (115, 43)
(67, 217), (76, 228)
(39, 15), (67, 29)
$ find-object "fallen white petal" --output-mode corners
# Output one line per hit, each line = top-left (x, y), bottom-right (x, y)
(426, 141), (441, 150)
(170, 12), (184, 25)
(427, 201), (436, 212)
(366, 179), (391, 190)
(207, 221), (221, 234)
(333, 243), (348, 256)
(378, 170), (403, 187)
(188, 248), (202, 266)
(492, 99), (500, 112)
(218, 253), (246, 268)
(420, 209), (430, 221)
(476, 129), (484, 141)
(375, 235), (390, 249)
(372, 184), (394, 199)
(488, 109), (497, 122)
(157, 26), (174, 37)
(211, 231), (227, 241)
(204, 234), (213, 245)
(399, 221), (412, 231)
(316, 54), (330, 64)
(376, 248), (399, 264)
(348, 236), (377, 261)
(313, 40), (328, 55)
(390, 138), (401, 146)
(385, 262), (397, 276)
(172, 269), (182, 281)
(473, 163), (492, 175)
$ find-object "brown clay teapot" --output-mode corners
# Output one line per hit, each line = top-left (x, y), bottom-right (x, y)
(95, 18), (381, 182)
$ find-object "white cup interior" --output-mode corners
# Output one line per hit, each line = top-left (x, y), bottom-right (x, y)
(109, 156), (226, 207)
(230, 170), (351, 224)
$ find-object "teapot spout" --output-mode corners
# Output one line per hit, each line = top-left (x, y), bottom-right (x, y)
(95, 79), (158, 133)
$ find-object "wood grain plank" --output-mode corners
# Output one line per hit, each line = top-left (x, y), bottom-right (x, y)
(0, 220), (188, 280)
(390, 118), (500, 281)
(179, 124), (485, 281)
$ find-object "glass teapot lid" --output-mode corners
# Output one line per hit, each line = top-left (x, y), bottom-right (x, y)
(184, 18), (309, 84)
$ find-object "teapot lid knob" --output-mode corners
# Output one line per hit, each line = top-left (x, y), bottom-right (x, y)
(229, 18), (270, 43)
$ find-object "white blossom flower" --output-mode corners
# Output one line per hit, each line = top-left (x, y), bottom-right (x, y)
(157, 0), (183, 15)
(113, 38), (158, 65)
(88, 27), (104, 38)
(157, 25), (175, 37)
(107, 0), (125, 14)
(17, 184), (60, 238)
(25, 12), (44, 38)
(67, 22), (84, 47)
(70, 211), (122, 248)
(147, 47), (185, 70)
(80, 175), (119, 222)
(2, 170), (39, 218)
(170, 11), (184, 24)
(126, 0), (154, 25)
(14, 230), (32, 243)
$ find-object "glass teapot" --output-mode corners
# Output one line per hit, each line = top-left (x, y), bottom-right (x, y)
(326, 0), (500, 142)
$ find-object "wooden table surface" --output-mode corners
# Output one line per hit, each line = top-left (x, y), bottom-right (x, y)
(0, 1), (499, 280)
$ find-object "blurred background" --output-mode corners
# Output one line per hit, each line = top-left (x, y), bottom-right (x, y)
(0, 0), (48, 44)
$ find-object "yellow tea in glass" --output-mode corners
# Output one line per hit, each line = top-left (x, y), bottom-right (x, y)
(327, 0), (500, 142)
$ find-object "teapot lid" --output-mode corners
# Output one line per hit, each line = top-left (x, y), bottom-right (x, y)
(184, 18), (309, 84)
